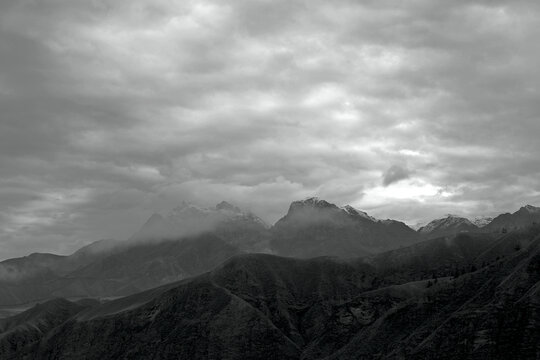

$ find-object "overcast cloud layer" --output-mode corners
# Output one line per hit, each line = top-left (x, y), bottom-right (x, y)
(1, 0), (540, 259)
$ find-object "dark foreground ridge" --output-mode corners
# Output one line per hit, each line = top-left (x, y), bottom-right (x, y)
(2, 224), (540, 359)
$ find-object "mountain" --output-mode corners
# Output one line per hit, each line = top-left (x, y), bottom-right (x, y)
(5, 224), (540, 359)
(0, 244), (124, 306)
(472, 216), (494, 228)
(0, 234), (241, 307)
(66, 233), (240, 296)
(327, 227), (540, 359)
(2, 199), (539, 325)
(410, 221), (427, 231)
(270, 197), (421, 258)
(0, 298), (89, 358)
(0, 201), (268, 307)
(18, 254), (377, 360)
(367, 232), (500, 284)
(131, 201), (270, 252)
(418, 214), (479, 239)
(483, 204), (540, 233)
(0, 239), (124, 284)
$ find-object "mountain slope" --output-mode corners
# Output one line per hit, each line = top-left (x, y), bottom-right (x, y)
(368, 232), (500, 283)
(0, 234), (241, 307)
(0, 298), (88, 357)
(67, 233), (240, 296)
(328, 225), (540, 359)
(29, 255), (375, 360)
(0, 201), (263, 307)
(4, 225), (540, 359)
(131, 201), (270, 251)
(483, 205), (540, 233)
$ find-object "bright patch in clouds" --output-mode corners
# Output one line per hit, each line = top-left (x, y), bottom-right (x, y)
(364, 179), (450, 205)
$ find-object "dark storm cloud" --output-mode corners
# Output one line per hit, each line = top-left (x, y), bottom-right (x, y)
(1, 0), (540, 259)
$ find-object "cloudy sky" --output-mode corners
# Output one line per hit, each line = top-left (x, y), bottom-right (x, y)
(1, 0), (540, 260)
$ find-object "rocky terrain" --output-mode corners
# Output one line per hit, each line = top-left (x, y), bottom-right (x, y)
(483, 205), (540, 233)
(1, 222), (539, 359)
(2, 200), (540, 359)
(0, 198), (422, 307)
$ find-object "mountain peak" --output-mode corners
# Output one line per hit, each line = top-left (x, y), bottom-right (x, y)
(520, 204), (540, 213)
(419, 214), (476, 235)
(341, 205), (377, 222)
(288, 197), (338, 212)
(472, 216), (493, 228)
(216, 201), (241, 213)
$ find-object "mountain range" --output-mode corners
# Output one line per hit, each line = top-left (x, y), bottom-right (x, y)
(1, 199), (540, 307)
(2, 199), (540, 358)
(2, 224), (540, 359)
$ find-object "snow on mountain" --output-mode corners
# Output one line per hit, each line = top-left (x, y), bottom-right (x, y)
(166, 201), (268, 228)
(522, 204), (540, 213)
(340, 205), (378, 222)
(483, 204), (540, 233)
(472, 216), (493, 228)
(289, 197), (338, 211)
(418, 214), (478, 237)
(410, 222), (426, 231)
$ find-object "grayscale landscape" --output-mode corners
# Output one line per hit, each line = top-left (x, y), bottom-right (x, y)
(1, 0), (540, 359)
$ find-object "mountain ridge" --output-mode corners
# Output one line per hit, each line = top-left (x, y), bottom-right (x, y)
(3, 223), (540, 359)
(2, 199), (540, 310)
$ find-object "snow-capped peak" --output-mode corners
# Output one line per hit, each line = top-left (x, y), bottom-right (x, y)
(521, 205), (540, 213)
(215, 201), (242, 213)
(161, 201), (270, 230)
(288, 197), (338, 212)
(299, 197), (332, 206)
(472, 216), (493, 228)
(169, 202), (212, 218)
(419, 214), (475, 233)
(341, 205), (377, 222)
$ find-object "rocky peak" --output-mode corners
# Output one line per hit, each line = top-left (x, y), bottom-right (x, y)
(288, 197), (339, 212)
(341, 205), (377, 222)
(520, 204), (540, 214)
(216, 201), (242, 213)
(169, 201), (207, 215)
(472, 216), (493, 228)
(419, 214), (475, 234)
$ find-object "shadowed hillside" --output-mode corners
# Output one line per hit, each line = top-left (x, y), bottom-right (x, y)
(0, 225), (538, 359)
